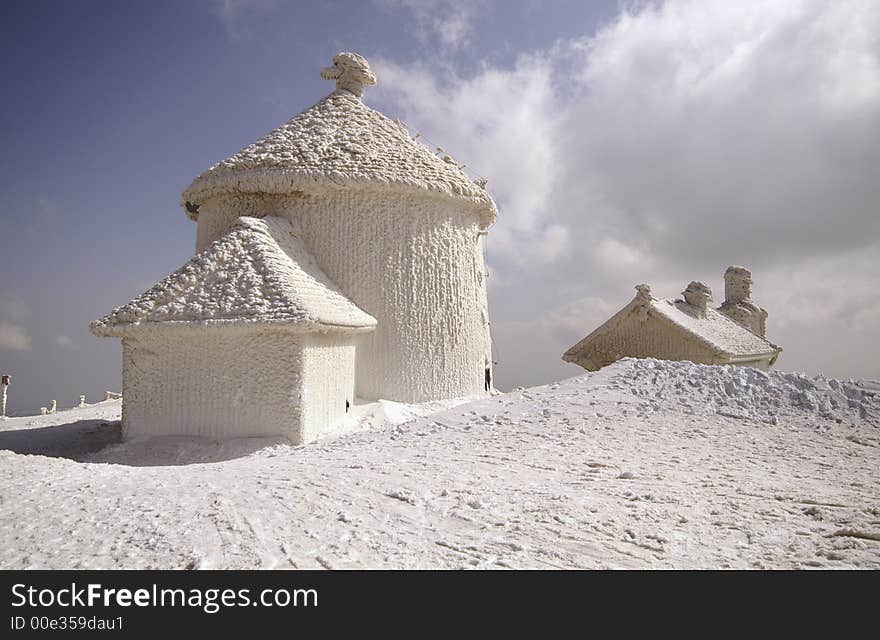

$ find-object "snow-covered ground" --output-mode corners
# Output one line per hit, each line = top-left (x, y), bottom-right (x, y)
(0, 358), (877, 569)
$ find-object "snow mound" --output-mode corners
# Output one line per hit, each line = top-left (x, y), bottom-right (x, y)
(1, 363), (878, 569)
(607, 358), (879, 427)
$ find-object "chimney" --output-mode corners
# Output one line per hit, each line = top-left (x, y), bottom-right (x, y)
(724, 265), (752, 304)
(634, 283), (652, 304)
(633, 284), (652, 321)
(718, 266), (768, 336)
(683, 281), (712, 317)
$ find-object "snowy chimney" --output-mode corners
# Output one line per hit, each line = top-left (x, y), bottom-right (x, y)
(683, 281), (712, 317)
(724, 266), (752, 305)
(320, 52), (376, 97)
(719, 265), (767, 337)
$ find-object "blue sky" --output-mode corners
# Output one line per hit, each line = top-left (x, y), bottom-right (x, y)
(2, 0), (879, 415)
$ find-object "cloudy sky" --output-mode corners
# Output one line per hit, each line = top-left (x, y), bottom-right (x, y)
(1, 0), (878, 415)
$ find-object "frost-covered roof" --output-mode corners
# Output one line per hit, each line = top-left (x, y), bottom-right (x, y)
(563, 286), (780, 364)
(90, 216), (377, 337)
(650, 298), (778, 358)
(181, 54), (496, 228)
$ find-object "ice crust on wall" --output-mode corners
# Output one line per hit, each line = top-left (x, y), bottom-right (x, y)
(122, 332), (307, 440)
(197, 190), (493, 403)
(121, 330), (359, 442)
(300, 335), (357, 442)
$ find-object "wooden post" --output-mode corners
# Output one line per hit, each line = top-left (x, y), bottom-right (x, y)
(1, 374), (10, 418)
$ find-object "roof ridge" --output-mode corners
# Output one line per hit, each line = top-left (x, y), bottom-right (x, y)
(652, 297), (778, 356)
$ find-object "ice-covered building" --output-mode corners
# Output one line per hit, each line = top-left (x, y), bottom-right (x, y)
(562, 278), (781, 372)
(91, 52), (497, 442)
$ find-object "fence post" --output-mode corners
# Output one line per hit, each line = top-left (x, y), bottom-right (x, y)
(0, 375), (9, 418)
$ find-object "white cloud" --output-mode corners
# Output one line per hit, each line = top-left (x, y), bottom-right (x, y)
(209, 0), (278, 39)
(374, 0), (880, 384)
(0, 322), (32, 352)
(379, 0), (483, 50)
(373, 51), (565, 268)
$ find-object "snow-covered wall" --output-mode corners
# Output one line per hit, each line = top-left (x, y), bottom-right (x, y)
(300, 333), (357, 442)
(194, 194), (300, 253)
(121, 330), (305, 440)
(300, 189), (491, 402)
(569, 311), (716, 371)
(195, 188), (493, 403)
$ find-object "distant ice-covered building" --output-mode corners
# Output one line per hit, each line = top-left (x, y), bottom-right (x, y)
(92, 53), (497, 442)
(562, 273), (781, 372)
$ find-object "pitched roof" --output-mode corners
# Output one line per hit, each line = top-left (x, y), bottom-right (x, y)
(650, 298), (778, 358)
(90, 216), (377, 337)
(181, 89), (497, 228)
(563, 288), (780, 364)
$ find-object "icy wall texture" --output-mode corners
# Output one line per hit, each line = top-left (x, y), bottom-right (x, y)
(121, 330), (358, 443)
(295, 190), (491, 402)
(196, 189), (492, 402)
(121, 331), (306, 440)
(300, 334), (356, 442)
(194, 194), (301, 253)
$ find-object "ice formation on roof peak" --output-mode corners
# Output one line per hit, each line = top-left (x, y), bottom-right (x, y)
(320, 52), (377, 97)
(634, 283), (652, 303)
(683, 281), (712, 317)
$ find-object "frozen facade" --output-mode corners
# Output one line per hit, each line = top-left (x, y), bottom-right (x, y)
(562, 268), (782, 372)
(91, 53), (497, 442)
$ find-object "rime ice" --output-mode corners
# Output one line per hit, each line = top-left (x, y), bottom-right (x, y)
(563, 268), (782, 372)
(91, 53), (496, 442)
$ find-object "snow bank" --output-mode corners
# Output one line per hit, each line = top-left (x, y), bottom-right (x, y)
(0, 360), (877, 569)
(607, 358), (879, 427)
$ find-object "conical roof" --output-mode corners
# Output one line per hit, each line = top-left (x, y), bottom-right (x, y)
(90, 216), (376, 337)
(181, 53), (496, 228)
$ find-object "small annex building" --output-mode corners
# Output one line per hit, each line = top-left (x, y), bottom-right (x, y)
(91, 216), (376, 441)
(91, 52), (497, 443)
(562, 274), (782, 372)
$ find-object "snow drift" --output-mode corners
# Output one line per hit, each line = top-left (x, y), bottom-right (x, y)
(0, 358), (877, 569)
